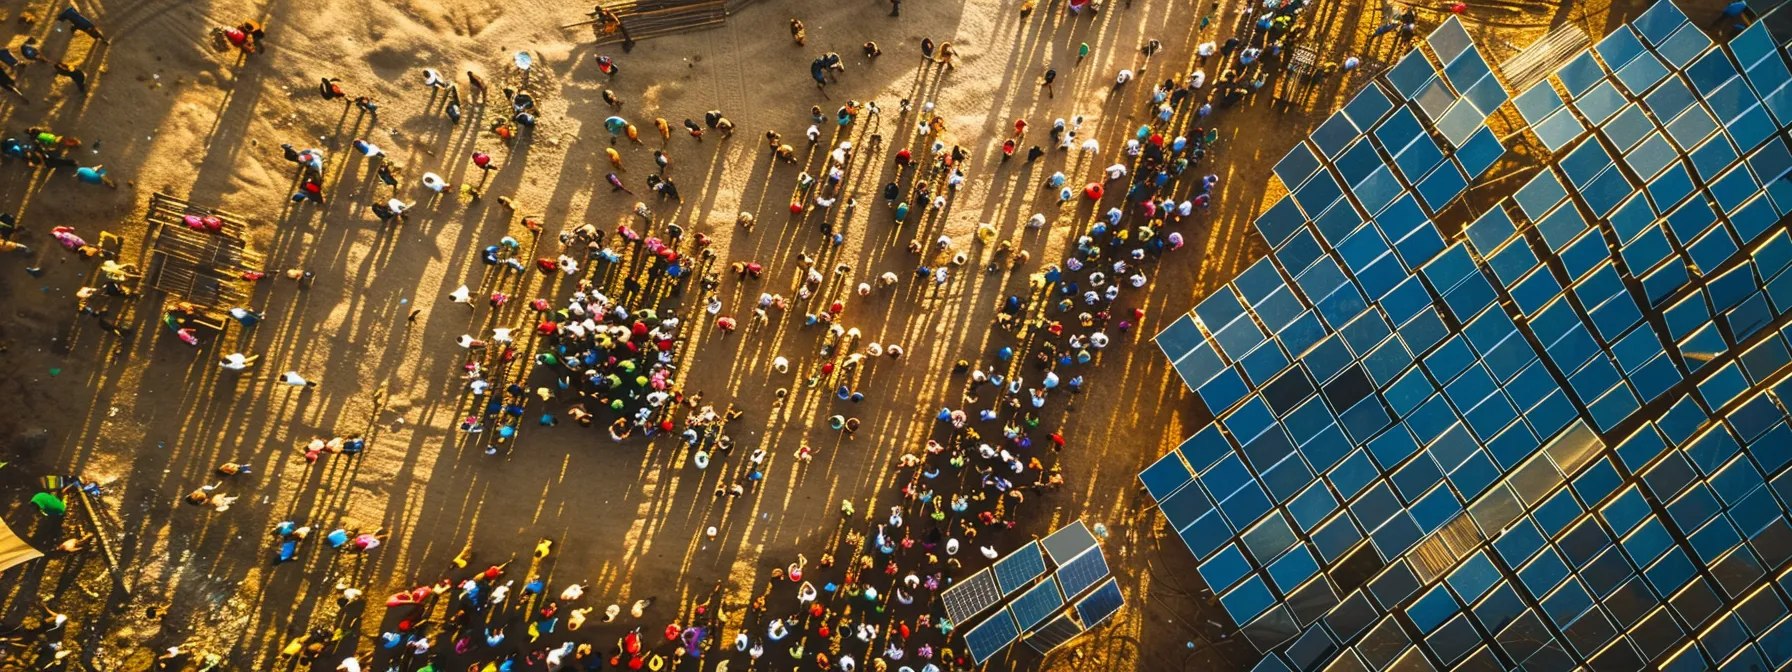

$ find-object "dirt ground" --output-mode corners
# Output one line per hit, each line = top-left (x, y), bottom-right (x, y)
(0, 0), (1709, 669)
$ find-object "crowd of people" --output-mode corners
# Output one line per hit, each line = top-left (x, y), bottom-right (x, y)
(1, 0), (1342, 666)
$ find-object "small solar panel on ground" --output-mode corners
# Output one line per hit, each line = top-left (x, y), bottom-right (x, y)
(1010, 576), (1066, 630)
(1056, 547), (1113, 597)
(1024, 611), (1086, 654)
(1042, 520), (1100, 566)
(1074, 578), (1126, 627)
(964, 611), (1021, 664)
(994, 541), (1049, 596)
(941, 569), (1002, 625)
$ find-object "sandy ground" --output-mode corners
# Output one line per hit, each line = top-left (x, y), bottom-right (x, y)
(0, 0), (1717, 668)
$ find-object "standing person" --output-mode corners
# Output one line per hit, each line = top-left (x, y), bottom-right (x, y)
(889, 0), (901, 16)
(354, 96), (378, 116)
(920, 38), (934, 61)
(279, 371), (317, 388)
(466, 70), (487, 100)
(53, 62), (86, 93)
(789, 19), (806, 46)
(937, 42), (957, 69)
(1041, 67), (1056, 98)
(57, 6), (107, 42)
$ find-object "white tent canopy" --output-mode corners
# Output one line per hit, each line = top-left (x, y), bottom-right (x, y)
(0, 517), (42, 573)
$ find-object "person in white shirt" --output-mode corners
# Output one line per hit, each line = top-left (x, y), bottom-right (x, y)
(279, 371), (316, 388)
(220, 353), (259, 370)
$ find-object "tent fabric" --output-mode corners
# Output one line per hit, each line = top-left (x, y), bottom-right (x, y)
(0, 517), (42, 574)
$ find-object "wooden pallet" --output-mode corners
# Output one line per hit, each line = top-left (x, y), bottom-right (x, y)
(142, 193), (262, 329)
(587, 0), (731, 45)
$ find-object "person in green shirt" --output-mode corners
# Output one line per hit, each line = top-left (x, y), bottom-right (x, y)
(31, 491), (65, 515)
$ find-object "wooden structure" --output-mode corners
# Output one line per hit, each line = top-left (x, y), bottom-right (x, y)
(142, 193), (262, 329)
(1498, 23), (1589, 93)
(582, 0), (750, 45)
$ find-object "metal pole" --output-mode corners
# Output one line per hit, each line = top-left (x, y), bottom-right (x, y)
(71, 479), (128, 595)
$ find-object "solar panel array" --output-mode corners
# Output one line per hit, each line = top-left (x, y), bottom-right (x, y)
(1146, 6), (1792, 671)
(947, 521), (1126, 664)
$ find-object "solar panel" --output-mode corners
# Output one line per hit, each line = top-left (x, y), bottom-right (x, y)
(1042, 520), (1099, 565)
(1138, 8), (1792, 672)
(941, 569), (1002, 625)
(1024, 611), (1086, 654)
(994, 541), (1049, 595)
(1074, 578), (1126, 627)
(1428, 16), (1474, 65)
(1010, 576), (1065, 630)
(963, 611), (1021, 665)
(1056, 548), (1112, 597)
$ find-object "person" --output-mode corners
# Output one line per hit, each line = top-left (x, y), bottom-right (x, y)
(229, 307), (264, 326)
(57, 6), (107, 42)
(220, 353), (259, 370)
(596, 55), (617, 77)
(280, 371), (317, 388)
(54, 62), (86, 93)
(937, 41), (957, 69)
(0, 68), (28, 103)
(76, 165), (116, 188)
(863, 41), (881, 58)
(318, 77), (346, 101)
(19, 38), (46, 63)
(1041, 67), (1056, 97)
(422, 68), (448, 89)
(789, 18), (805, 46)
(889, 0), (901, 16)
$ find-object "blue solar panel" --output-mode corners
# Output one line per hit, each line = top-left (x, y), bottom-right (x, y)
(1275, 143), (1324, 191)
(1055, 548), (1111, 597)
(1140, 12), (1792, 672)
(963, 611), (1021, 664)
(1535, 107), (1588, 152)
(1073, 578), (1125, 627)
(1516, 79), (1567, 125)
(1632, 0), (1689, 46)
(1344, 85), (1397, 130)
(1009, 577), (1065, 630)
(993, 542), (1049, 596)
(1387, 50), (1440, 100)
(1140, 450), (1194, 502)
